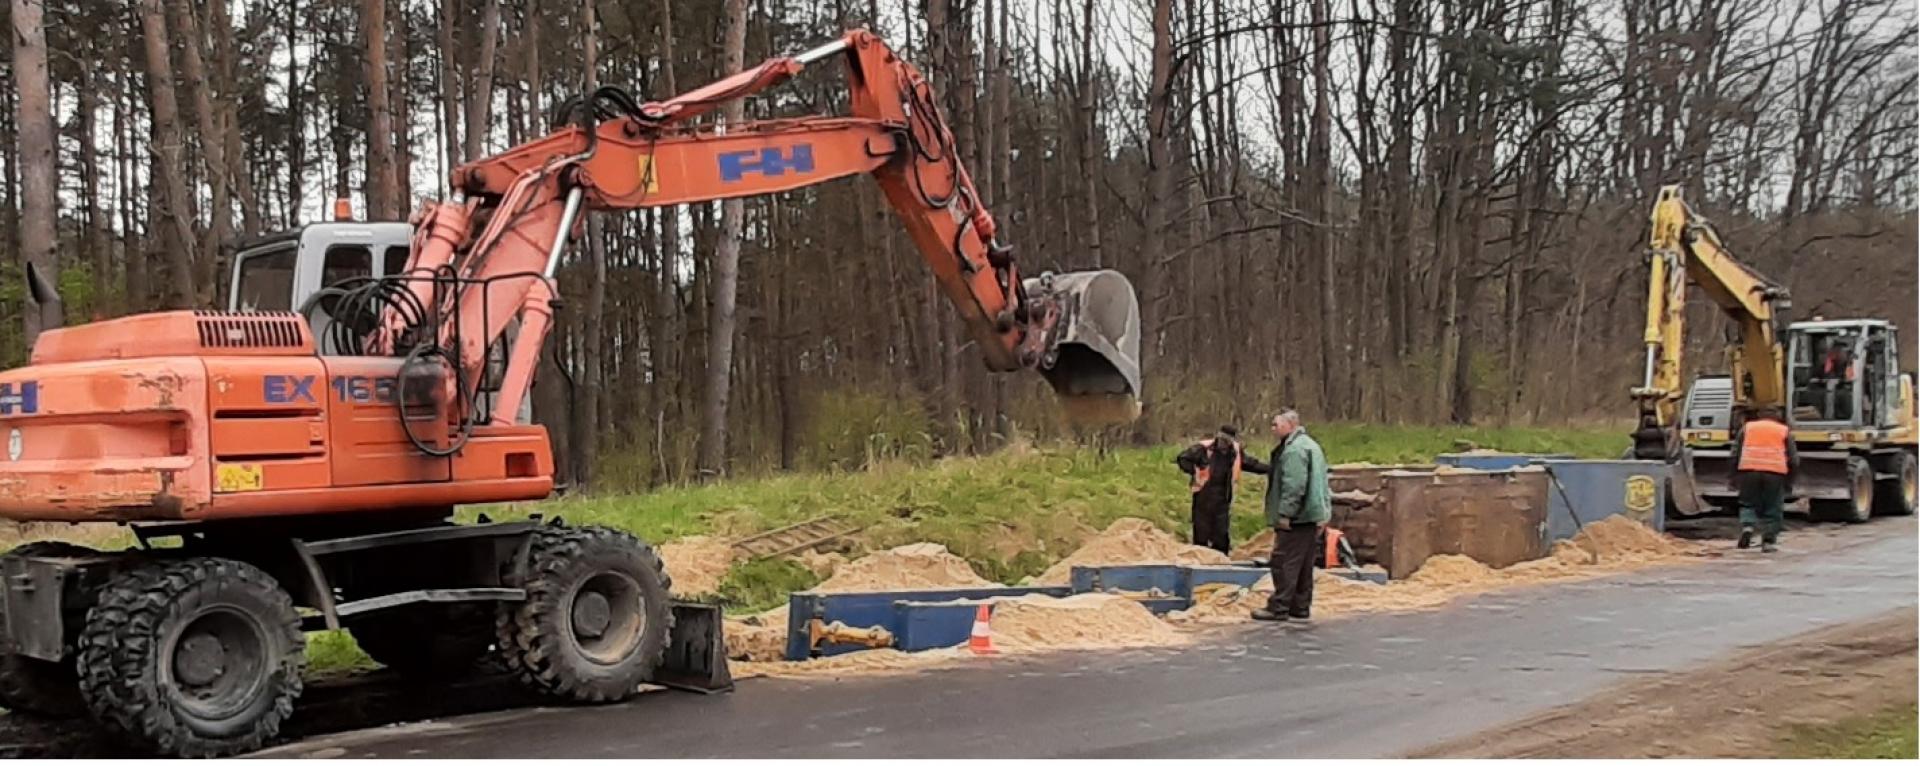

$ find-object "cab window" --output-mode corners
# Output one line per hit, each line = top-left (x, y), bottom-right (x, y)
(322, 245), (374, 289)
(233, 245), (297, 311)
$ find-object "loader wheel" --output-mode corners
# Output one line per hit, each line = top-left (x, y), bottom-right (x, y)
(0, 541), (100, 718)
(497, 526), (673, 702)
(1873, 452), (1917, 517)
(1811, 456), (1875, 524)
(75, 558), (305, 758)
(349, 603), (496, 679)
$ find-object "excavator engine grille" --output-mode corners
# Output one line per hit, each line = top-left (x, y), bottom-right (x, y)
(194, 311), (308, 350)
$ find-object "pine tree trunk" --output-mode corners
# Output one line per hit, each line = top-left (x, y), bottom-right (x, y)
(698, 0), (749, 478)
(136, 0), (200, 308)
(364, 0), (397, 220)
(13, 0), (60, 346)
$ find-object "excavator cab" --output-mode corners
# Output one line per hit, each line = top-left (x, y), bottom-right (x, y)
(228, 222), (414, 354)
(1787, 320), (1901, 430)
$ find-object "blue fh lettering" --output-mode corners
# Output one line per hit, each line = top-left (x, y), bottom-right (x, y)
(0, 381), (38, 415)
(718, 144), (815, 182)
(263, 375), (316, 404)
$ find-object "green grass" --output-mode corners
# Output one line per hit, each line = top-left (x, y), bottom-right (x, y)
(305, 629), (379, 676)
(1779, 704), (1919, 758)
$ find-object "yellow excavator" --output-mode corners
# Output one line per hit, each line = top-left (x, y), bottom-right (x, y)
(1631, 185), (1917, 522)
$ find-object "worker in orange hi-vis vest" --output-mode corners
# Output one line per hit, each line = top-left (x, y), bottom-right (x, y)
(1175, 425), (1270, 555)
(1729, 406), (1799, 553)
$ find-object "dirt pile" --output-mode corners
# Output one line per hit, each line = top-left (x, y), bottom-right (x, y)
(814, 542), (997, 592)
(1033, 518), (1230, 585)
(1170, 518), (1703, 623)
(657, 536), (737, 596)
(794, 550), (847, 577)
(1230, 529), (1275, 560)
(1406, 554), (1500, 587)
(1564, 515), (1699, 560)
(733, 647), (970, 680)
(990, 593), (1189, 651)
(724, 605), (791, 662)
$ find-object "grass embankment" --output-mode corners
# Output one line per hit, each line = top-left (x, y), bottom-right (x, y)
(1, 424), (1623, 676)
(1779, 705), (1920, 759)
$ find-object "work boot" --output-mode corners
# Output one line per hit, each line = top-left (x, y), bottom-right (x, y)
(1761, 540), (1779, 554)
(1737, 526), (1755, 549)
(1250, 608), (1289, 622)
(1288, 609), (1311, 621)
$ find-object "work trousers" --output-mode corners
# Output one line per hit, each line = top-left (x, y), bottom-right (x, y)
(1266, 522), (1321, 616)
(1738, 471), (1787, 543)
(1190, 487), (1233, 555)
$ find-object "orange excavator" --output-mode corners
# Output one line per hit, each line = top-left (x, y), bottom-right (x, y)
(0, 30), (1140, 756)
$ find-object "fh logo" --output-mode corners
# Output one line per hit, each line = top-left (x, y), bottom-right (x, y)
(0, 381), (37, 415)
(263, 375), (317, 404)
(718, 144), (815, 182)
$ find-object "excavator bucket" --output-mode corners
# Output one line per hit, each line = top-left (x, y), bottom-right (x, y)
(1024, 269), (1144, 425)
(655, 602), (734, 694)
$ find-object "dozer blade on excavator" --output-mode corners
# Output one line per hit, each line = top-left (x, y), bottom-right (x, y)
(1025, 269), (1144, 424)
(655, 602), (734, 693)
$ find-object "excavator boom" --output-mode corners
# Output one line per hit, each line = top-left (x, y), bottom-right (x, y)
(379, 30), (1139, 430)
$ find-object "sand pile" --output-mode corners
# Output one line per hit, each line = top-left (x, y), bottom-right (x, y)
(1563, 515), (1698, 561)
(724, 605), (791, 662)
(1169, 518), (1703, 623)
(989, 593), (1189, 651)
(794, 550), (847, 577)
(1406, 554), (1500, 587)
(657, 536), (737, 596)
(814, 543), (997, 593)
(733, 647), (970, 680)
(1230, 529), (1275, 560)
(1033, 518), (1230, 585)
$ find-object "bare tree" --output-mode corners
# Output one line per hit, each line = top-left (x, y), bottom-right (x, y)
(13, 0), (59, 345)
(698, 0), (750, 477)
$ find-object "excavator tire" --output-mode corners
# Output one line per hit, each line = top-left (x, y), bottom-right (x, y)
(1810, 456), (1875, 524)
(0, 541), (100, 719)
(496, 526), (674, 703)
(75, 557), (305, 758)
(348, 604), (496, 680)
(1873, 451), (1917, 517)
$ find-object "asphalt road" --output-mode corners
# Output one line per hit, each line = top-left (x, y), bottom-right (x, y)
(258, 516), (1918, 758)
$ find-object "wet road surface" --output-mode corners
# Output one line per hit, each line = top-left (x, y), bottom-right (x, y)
(255, 516), (1917, 758)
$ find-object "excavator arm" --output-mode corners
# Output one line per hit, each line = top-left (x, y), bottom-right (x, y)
(370, 30), (1139, 429)
(1631, 185), (1790, 460)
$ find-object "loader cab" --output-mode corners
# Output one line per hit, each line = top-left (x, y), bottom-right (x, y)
(1787, 319), (1903, 431)
(228, 223), (413, 353)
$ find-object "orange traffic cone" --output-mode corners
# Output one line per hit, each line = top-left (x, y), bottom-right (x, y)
(968, 603), (998, 655)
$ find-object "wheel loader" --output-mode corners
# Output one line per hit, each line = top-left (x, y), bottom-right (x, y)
(0, 30), (1142, 756)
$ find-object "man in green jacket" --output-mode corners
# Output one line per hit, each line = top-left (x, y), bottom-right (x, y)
(1252, 409), (1332, 622)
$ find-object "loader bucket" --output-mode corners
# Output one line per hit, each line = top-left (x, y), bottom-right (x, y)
(655, 602), (734, 694)
(1024, 270), (1144, 424)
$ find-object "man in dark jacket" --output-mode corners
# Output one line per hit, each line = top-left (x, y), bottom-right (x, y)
(1251, 410), (1331, 622)
(1175, 425), (1269, 555)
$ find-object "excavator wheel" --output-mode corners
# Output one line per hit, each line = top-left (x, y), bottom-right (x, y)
(348, 603), (497, 680)
(1810, 456), (1875, 524)
(1873, 451), (1917, 517)
(75, 557), (305, 758)
(496, 526), (674, 702)
(0, 542), (97, 718)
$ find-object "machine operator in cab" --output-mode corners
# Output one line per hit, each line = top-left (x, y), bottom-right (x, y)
(1730, 406), (1799, 553)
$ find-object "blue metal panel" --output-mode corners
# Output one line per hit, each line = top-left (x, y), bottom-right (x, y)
(1069, 565), (1184, 596)
(1532, 460), (1669, 540)
(782, 586), (1071, 660)
(1183, 566), (1272, 593)
(894, 601), (991, 651)
(1435, 452), (1575, 471)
